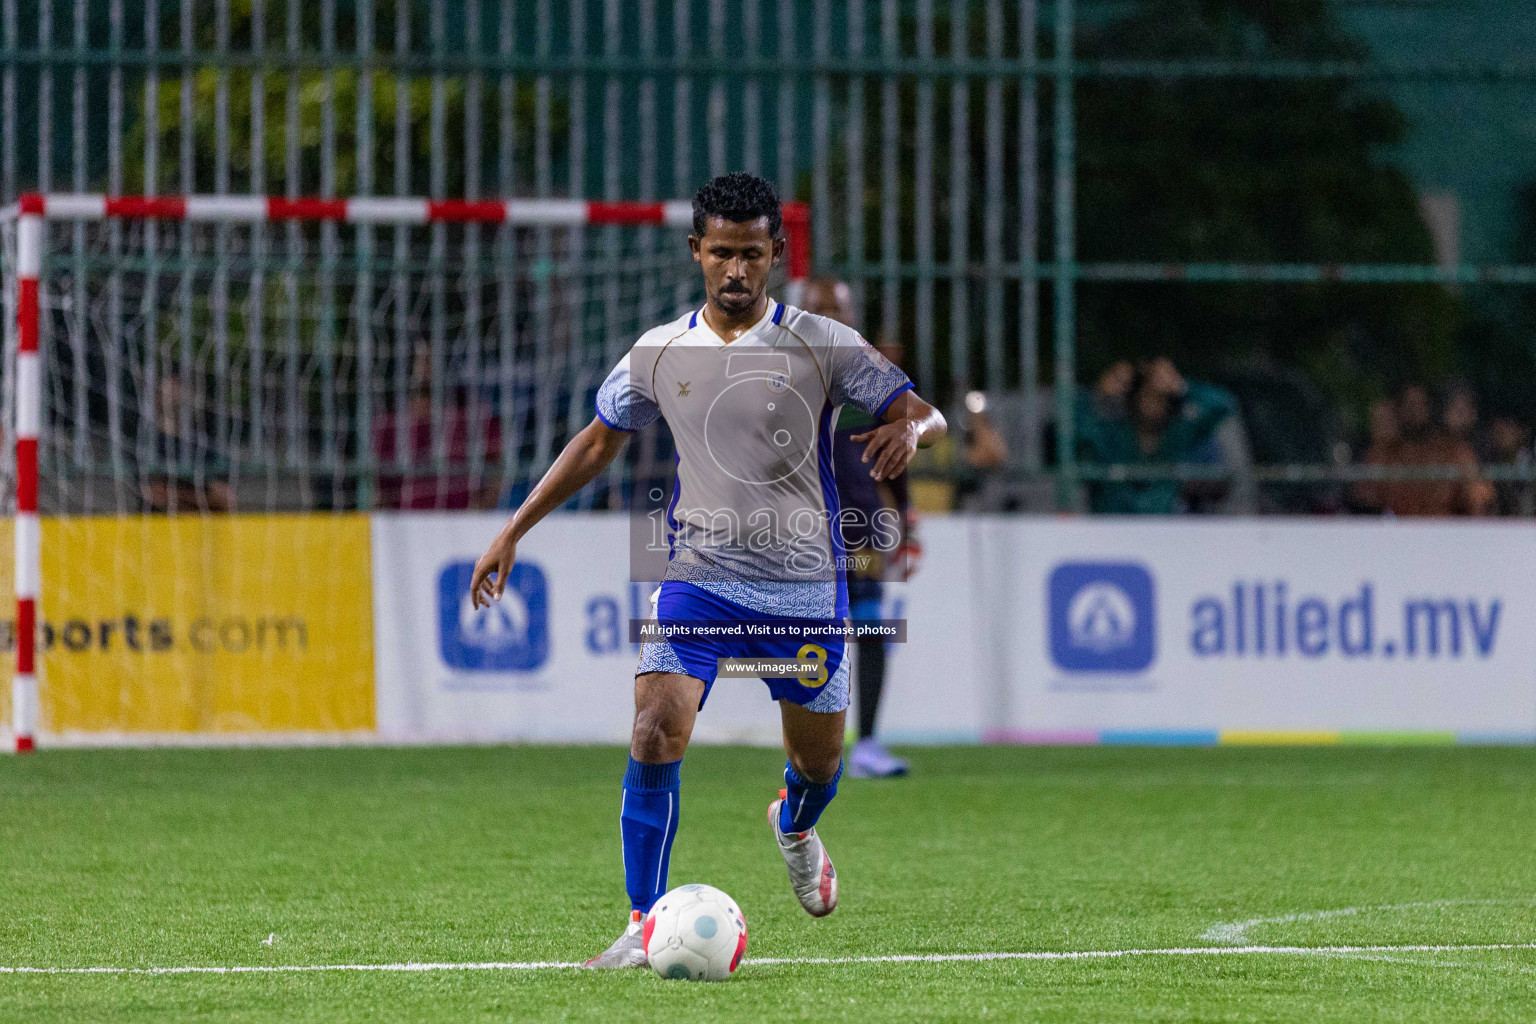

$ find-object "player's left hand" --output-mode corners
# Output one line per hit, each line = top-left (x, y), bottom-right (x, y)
(850, 418), (920, 482)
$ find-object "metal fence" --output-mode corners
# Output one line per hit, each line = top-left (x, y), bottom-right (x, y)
(4, 0), (1536, 513)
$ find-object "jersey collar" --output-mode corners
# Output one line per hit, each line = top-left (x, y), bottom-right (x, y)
(691, 298), (781, 345)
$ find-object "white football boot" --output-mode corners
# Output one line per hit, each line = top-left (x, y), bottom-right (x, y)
(767, 788), (839, 917)
(849, 738), (910, 779)
(583, 909), (650, 969)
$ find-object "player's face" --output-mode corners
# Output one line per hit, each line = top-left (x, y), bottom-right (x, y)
(690, 216), (782, 318)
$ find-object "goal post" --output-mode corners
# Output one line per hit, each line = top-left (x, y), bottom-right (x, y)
(11, 207), (41, 753)
(1, 194), (812, 752)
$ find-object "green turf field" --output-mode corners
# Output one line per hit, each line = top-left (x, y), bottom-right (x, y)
(4, 745), (1536, 1022)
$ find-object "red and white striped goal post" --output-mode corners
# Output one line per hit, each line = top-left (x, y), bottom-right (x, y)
(2, 193), (811, 753)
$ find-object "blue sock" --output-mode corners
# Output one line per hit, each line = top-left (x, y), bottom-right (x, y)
(779, 759), (842, 834)
(621, 757), (681, 914)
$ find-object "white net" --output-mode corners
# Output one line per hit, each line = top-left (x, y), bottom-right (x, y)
(7, 216), (719, 515)
(0, 210), (769, 741)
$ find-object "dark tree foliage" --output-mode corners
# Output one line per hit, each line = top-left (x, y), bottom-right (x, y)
(1461, 183), (1536, 423)
(1074, 0), (1463, 444)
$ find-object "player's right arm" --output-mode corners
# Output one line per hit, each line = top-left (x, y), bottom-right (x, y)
(472, 344), (662, 608)
(470, 417), (631, 608)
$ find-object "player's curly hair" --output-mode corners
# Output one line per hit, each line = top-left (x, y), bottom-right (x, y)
(691, 172), (783, 240)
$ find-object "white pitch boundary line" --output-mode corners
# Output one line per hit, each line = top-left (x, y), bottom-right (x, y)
(4, 943), (1536, 976)
(1201, 897), (1536, 944)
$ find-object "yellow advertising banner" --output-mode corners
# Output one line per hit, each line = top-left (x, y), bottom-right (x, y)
(0, 515), (374, 736)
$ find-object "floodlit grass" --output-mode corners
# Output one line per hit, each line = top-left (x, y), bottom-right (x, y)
(3, 745), (1536, 1021)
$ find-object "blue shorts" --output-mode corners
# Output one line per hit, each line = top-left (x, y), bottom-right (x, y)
(636, 581), (850, 714)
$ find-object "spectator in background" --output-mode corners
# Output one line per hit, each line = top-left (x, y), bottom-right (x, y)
(1487, 415), (1534, 516)
(959, 391), (1010, 473)
(1347, 399), (1399, 513)
(142, 370), (233, 513)
(372, 343), (504, 510)
(1443, 381), (1482, 454)
(1365, 398), (1400, 455)
(1440, 385), (1532, 516)
(1355, 383), (1491, 517)
(1075, 357), (1238, 515)
(948, 389), (1018, 511)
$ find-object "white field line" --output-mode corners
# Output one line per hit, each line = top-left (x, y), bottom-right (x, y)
(1201, 897), (1536, 944)
(1317, 949), (1536, 977)
(4, 943), (1536, 976)
(1317, 949), (1486, 968)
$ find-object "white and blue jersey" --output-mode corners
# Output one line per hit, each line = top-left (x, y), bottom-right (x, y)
(595, 298), (912, 709)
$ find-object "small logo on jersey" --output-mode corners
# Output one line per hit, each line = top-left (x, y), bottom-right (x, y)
(1048, 562), (1155, 672)
(438, 560), (549, 672)
(677, 380), (691, 397)
(763, 370), (791, 394)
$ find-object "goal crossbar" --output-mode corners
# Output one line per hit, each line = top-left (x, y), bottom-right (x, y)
(4, 193), (809, 236)
(2, 193), (812, 752)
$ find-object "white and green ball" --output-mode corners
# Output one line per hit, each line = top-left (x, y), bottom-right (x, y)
(644, 884), (748, 982)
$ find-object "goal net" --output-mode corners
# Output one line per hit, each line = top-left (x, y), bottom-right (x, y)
(0, 194), (811, 749)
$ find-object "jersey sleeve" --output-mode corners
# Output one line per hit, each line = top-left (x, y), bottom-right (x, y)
(828, 326), (913, 417)
(594, 350), (662, 432)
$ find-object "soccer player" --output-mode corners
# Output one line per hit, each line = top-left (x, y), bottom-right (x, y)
(801, 277), (917, 779)
(470, 172), (946, 967)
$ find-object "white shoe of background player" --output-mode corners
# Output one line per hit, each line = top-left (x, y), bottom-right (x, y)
(849, 737), (910, 779)
(767, 789), (839, 917)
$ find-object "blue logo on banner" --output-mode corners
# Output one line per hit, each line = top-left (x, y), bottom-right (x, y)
(1049, 562), (1155, 672)
(438, 560), (549, 672)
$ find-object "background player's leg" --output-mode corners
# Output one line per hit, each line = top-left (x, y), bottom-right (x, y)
(778, 701), (846, 833)
(851, 636), (909, 778)
(855, 636), (886, 740)
(849, 578), (909, 778)
(622, 671), (705, 915)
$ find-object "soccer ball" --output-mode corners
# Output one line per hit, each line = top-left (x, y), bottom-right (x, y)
(644, 884), (748, 981)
